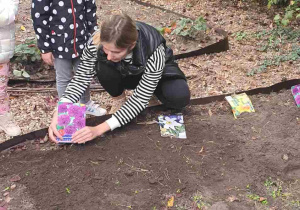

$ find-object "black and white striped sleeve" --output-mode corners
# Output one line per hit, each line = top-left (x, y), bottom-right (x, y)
(107, 44), (165, 129)
(61, 40), (97, 103)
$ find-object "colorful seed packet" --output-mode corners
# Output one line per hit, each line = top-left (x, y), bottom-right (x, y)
(158, 114), (187, 139)
(225, 93), (255, 119)
(56, 102), (86, 143)
(291, 85), (300, 107)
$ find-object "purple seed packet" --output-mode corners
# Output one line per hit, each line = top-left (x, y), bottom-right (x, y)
(56, 102), (86, 143)
(291, 85), (300, 107)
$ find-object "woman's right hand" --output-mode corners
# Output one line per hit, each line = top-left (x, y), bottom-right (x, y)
(48, 110), (62, 143)
(42, 52), (54, 66)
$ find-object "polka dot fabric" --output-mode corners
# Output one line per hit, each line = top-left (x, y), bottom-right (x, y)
(31, 0), (98, 59)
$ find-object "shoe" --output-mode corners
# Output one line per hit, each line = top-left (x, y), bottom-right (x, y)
(109, 94), (127, 114)
(85, 100), (107, 116)
(0, 113), (21, 136)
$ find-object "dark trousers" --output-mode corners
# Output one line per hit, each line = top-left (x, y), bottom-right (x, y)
(97, 68), (190, 110)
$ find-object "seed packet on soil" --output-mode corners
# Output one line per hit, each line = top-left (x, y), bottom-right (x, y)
(291, 85), (300, 107)
(158, 114), (187, 139)
(225, 93), (255, 119)
(56, 102), (86, 143)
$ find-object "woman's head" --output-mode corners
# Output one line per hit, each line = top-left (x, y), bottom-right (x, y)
(100, 13), (138, 62)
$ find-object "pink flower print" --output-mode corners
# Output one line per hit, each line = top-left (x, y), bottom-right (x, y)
(296, 95), (300, 105)
(80, 106), (86, 113)
(58, 115), (71, 126)
(73, 117), (85, 129)
(64, 125), (77, 135)
(68, 105), (84, 118)
(292, 86), (299, 95)
(58, 103), (68, 113)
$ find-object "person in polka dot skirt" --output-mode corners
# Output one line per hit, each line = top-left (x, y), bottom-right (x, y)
(0, 0), (22, 136)
(31, 0), (106, 116)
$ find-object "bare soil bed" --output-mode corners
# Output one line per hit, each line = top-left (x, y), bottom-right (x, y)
(1, 89), (300, 210)
(1, 0), (300, 209)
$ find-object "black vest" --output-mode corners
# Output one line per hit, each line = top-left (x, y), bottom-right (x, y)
(95, 21), (186, 79)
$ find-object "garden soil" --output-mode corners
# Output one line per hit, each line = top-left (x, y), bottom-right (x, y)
(1, 89), (300, 210)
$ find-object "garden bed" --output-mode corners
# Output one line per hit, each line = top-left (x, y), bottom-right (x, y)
(1, 89), (300, 210)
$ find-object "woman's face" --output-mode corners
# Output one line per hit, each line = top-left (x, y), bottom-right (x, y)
(102, 42), (131, 62)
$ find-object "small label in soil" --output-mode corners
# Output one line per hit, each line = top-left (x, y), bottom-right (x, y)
(225, 93), (255, 119)
(158, 114), (186, 139)
(291, 85), (300, 107)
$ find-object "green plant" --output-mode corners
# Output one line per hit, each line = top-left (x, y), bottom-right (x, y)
(234, 31), (248, 41)
(192, 192), (210, 209)
(247, 193), (269, 205)
(248, 45), (300, 75)
(269, 0), (300, 26)
(268, 0), (289, 8)
(291, 200), (300, 207)
(13, 69), (30, 78)
(65, 187), (70, 194)
(255, 26), (300, 51)
(264, 177), (283, 199)
(12, 38), (41, 64)
(171, 16), (207, 38)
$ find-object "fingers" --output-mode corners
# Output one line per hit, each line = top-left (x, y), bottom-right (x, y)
(53, 124), (63, 140)
(72, 128), (94, 144)
(48, 126), (58, 144)
(41, 53), (54, 66)
(51, 54), (55, 66)
(43, 58), (52, 66)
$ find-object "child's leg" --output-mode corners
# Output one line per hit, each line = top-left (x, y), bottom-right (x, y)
(0, 63), (10, 115)
(73, 58), (90, 103)
(154, 78), (190, 110)
(54, 58), (74, 99)
(0, 63), (21, 136)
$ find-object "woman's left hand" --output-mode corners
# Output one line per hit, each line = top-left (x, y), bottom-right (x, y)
(72, 122), (110, 144)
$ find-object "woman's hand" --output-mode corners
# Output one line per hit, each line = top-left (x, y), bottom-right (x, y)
(48, 110), (62, 143)
(71, 122), (110, 144)
(42, 52), (54, 66)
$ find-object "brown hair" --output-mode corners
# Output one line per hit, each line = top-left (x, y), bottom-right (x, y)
(99, 13), (138, 49)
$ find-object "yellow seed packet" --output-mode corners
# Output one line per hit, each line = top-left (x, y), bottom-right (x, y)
(225, 93), (255, 119)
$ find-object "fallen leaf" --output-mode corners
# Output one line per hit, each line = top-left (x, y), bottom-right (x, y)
(282, 154), (289, 161)
(20, 25), (26, 31)
(198, 146), (204, 154)
(10, 184), (16, 190)
(167, 196), (174, 207)
(165, 27), (172, 34)
(208, 109), (213, 117)
(10, 175), (21, 182)
(4, 197), (11, 203)
(227, 195), (239, 202)
(170, 21), (176, 29)
(90, 161), (99, 165)
(259, 197), (266, 202)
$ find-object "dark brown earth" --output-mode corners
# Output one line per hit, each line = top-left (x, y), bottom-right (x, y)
(1, 89), (300, 210)
(2, 0), (300, 209)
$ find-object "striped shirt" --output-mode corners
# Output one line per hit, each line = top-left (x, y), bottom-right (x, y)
(61, 39), (165, 130)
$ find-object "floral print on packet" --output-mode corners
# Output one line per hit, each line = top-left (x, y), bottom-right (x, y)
(56, 102), (86, 143)
(291, 85), (300, 107)
(158, 114), (187, 139)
